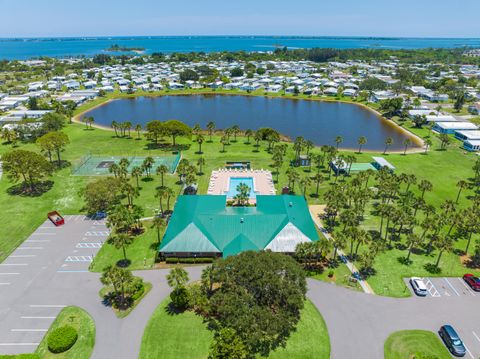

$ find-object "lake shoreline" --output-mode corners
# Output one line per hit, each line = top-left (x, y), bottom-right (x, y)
(73, 90), (425, 154)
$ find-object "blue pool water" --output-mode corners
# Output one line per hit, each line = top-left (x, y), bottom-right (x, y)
(226, 177), (255, 199)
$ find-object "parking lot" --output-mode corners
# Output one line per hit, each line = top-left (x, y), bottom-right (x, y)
(405, 276), (478, 298)
(404, 277), (480, 358)
(0, 215), (108, 354)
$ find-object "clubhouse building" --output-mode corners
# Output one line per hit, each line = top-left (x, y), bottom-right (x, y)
(159, 195), (319, 258)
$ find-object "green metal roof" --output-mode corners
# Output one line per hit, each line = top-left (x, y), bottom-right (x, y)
(160, 195), (318, 256)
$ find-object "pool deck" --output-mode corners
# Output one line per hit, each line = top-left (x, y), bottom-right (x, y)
(207, 169), (276, 203)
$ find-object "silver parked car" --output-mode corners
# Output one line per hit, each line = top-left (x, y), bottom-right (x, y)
(410, 277), (428, 296)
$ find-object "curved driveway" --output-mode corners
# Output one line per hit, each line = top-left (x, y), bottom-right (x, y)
(1, 216), (479, 358)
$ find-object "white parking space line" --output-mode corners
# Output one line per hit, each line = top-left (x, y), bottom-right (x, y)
(457, 278), (476, 296)
(9, 255), (36, 258)
(76, 242), (102, 249)
(0, 272), (20, 275)
(11, 329), (48, 332)
(0, 263), (28, 266)
(57, 270), (89, 273)
(0, 282), (11, 285)
(65, 255), (93, 262)
(0, 343), (40, 346)
(443, 278), (460, 296)
(31, 233), (56, 236)
(84, 231), (109, 236)
(423, 278), (441, 297)
(21, 316), (55, 319)
(463, 343), (475, 359)
(17, 247), (43, 250)
(26, 240), (50, 243)
(29, 305), (66, 308)
(472, 331), (480, 343)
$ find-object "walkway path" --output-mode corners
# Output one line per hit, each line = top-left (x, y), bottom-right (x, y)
(2, 216), (480, 359)
(309, 205), (375, 294)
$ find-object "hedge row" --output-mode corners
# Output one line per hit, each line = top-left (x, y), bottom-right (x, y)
(47, 325), (78, 353)
(165, 257), (213, 264)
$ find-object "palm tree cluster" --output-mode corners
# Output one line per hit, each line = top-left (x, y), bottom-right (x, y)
(322, 162), (480, 276)
(111, 120), (134, 138)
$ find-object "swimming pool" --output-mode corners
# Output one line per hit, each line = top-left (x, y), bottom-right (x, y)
(225, 177), (256, 199)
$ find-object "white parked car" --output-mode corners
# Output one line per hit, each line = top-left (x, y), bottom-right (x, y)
(409, 277), (427, 296)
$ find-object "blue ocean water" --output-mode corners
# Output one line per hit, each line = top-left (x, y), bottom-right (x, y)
(0, 36), (479, 60)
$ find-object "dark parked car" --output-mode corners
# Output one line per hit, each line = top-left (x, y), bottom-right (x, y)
(439, 325), (466, 357)
(463, 273), (480, 291)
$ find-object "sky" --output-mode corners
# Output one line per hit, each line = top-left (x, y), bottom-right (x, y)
(1, 0), (479, 38)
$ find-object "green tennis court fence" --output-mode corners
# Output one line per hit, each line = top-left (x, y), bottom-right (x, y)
(71, 152), (181, 176)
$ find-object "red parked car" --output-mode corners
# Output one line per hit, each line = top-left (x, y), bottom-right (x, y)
(48, 211), (65, 226)
(463, 274), (480, 291)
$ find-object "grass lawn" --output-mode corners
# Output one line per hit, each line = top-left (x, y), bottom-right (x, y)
(1, 93), (479, 297)
(384, 330), (451, 359)
(309, 262), (362, 292)
(90, 221), (161, 272)
(0, 306), (96, 359)
(0, 308), (94, 359)
(139, 299), (330, 359)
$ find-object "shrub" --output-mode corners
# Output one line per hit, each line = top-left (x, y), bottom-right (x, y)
(47, 325), (78, 353)
(165, 257), (213, 264)
(0, 355), (40, 359)
(170, 286), (190, 310)
(130, 277), (145, 301)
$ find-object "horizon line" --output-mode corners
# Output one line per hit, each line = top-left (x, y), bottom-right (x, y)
(1, 35), (480, 40)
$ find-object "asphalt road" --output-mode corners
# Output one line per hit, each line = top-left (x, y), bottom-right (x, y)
(1, 216), (479, 358)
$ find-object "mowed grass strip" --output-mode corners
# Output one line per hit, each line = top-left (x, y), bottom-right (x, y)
(384, 330), (451, 359)
(139, 299), (330, 359)
(35, 306), (95, 359)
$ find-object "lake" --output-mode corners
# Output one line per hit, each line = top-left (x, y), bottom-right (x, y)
(80, 95), (420, 151)
(1, 36), (480, 60)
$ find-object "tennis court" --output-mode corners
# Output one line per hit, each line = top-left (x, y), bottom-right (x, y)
(71, 152), (181, 176)
(350, 163), (377, 172)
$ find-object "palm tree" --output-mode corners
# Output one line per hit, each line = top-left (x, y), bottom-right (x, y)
(403, 138), (411, 155)
(354, 229), (369, 257)
(135, 124), (142, 139)
(313, 173), (323, 197)
(111, 121), (119, 137)
(206, 121), (215, 142)
(196, 133), (205, 154)
(156, 187), (167, 214)
(156, 164), (169, 187)
(142, 157), (155, 178)
(192, 123), (201, 136)
(124, 121), (132, 137)
(405, 234), (421, 262)
(305, 140), (314, 156)
(231, 125), (241, 142)
(108, 232), (134, 264)
(357, 136), (367, 153)
(455, 180), (468, 203)
(244, 129), (253, 144)
(299, 176), (312, 198)
(334, 135), (343, 150)
(286, 168), (300, 193)
(220, 135), (228, 152)
(383, 137), (393, 154)
(424, 138), (432, 154)
(293, 137), (305, 161)
(131, 166), (142, 188)
(434, 236), (453, 268)
(151, 216), (165, 245)
(197, 157), (206, 175)
(167, 267), (189, 288)
(418, 179), (433, 199)
(331, 232), (347, 260)
(165, 187), (175, 212)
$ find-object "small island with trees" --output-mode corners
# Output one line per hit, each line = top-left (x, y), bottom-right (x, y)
(105, 44), (146, 53)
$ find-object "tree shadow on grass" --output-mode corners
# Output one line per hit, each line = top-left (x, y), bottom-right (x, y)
(116, 259), (131, 268)
(7, 180), (54, 197)
(144, 143), (190, 152)
(165, 302), (186, 316)
(141, 177), (154, 182)
(424, 263), (442, 274)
